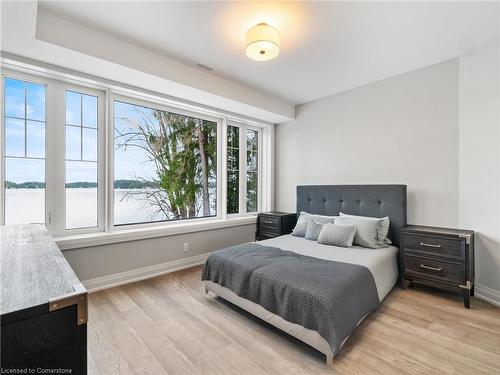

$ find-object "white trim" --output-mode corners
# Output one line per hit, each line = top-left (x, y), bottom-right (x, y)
(106, 89), (114, 232)
(221, 118), (228, 220)
(475, 283), (500, 307)
(55, 215), (256, 250)
(239, 123), (247, 214)
(59, 83), (106, 236)
(83, 252), (211, 293)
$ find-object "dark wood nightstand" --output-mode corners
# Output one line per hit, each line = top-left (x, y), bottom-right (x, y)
(400, 225), (475, 308)
(256, 212), (297, 241)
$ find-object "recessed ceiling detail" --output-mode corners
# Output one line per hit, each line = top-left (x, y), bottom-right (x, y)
(32, 1), (500, 105)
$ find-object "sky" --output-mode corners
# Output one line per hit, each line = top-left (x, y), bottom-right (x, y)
(4, 77), (154, 184)
(4, 77), (46, 183)
(113, 100), (157, 181)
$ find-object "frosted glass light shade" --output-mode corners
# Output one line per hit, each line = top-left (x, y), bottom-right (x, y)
(245, 23), (280, 61)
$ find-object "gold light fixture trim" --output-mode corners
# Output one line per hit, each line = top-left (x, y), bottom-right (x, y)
(245, 23), (280, 61)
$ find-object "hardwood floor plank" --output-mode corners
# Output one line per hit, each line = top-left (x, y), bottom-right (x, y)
(87, 266), (500, 375)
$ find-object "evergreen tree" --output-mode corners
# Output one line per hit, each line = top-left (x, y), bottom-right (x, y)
(115, 108), (216, 220)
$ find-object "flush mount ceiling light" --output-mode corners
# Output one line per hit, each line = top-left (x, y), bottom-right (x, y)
(245, 23), (280, 61)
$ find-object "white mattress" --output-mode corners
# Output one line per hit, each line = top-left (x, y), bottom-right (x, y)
(204, 235), (399, 361)
(258, 234), (399, 301)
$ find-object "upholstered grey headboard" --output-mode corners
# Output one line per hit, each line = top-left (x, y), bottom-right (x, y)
(296, 185), (407, 247)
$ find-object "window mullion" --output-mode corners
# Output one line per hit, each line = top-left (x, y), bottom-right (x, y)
(239, 125), (247, 215)
(257, 128), (263, 213)
(106, 90), (114, 232)
(45, 80), (64, 235)
(220, 119), (228, 220)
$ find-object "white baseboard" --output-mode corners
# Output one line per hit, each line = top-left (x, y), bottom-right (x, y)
(475, 283), (500, 307)
(82, 255), (500, 309)
(82, 253), (210, 293)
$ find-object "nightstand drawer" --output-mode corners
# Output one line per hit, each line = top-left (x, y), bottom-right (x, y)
(404, 255), (465, 284)
(259, 215), (279, 229)
(259, 227), (280, 238)
(403, 233), (464, 259)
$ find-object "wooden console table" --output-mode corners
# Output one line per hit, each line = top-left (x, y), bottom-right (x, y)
(1, 225), (87, 374)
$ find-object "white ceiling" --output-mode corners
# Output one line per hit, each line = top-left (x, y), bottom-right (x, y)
(38, 1), (500, 105)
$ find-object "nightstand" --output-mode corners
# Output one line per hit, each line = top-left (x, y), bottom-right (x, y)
(256, 212), (297, 241)
(400, 225), (475, 308)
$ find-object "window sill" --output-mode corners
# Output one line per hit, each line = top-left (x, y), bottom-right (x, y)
(55, 216), (257, 251)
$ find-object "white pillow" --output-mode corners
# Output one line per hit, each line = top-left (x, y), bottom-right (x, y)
(339, 212), (391, 245)
(292, 211), (336, 237)
(317, 223), (357, 247)
(335, 216), (382, 248)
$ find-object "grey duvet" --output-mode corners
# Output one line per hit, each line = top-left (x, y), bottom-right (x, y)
(202, 242), (380, 355)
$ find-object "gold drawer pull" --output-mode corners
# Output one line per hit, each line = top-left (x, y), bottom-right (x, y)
(420, 241), (442, 248)
(420, 264), (442, 272)
(263, 220), (274, 224)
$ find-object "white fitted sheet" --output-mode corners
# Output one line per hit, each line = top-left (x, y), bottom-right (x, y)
(258, 234), (399, 301)
(204, 235), (399, 360)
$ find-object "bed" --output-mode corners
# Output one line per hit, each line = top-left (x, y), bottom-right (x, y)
(203, 185), (407, 365)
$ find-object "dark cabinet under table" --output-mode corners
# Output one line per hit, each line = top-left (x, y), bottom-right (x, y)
(400, 225), (474, 308)
(256, 212), (297, 241)
(1, 225), (88, 374)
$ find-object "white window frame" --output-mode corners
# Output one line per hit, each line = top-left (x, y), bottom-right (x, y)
(225, 121), (264, 217)
(56, 83), (106, 236)
(1, 63), (274, 249)
(108, 92), (224, 230)
(0, 69), (106, 236)
(1, 70), (49, 227)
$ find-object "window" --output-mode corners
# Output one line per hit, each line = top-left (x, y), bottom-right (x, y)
(2, 68), (270, 240)
(113, 99), (217, 225)
(226, 123), (260, 215)
(226, 125), (239, 214)
(3, 77), (46, 225)
(65, 91), (99, 229)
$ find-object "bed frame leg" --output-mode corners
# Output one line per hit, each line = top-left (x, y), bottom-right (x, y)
(204, 285), (209, 294)
(326, 354), (333, 367)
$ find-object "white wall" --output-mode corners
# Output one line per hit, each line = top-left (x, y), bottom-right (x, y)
(275, 59), (459, 227)
(63, 224), (256, 288)
(459, 38), (500, 302)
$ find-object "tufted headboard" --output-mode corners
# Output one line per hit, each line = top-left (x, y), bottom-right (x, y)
(296, 185), (407, 247)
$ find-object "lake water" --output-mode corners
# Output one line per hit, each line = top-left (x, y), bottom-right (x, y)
(5, 189), (165, 227)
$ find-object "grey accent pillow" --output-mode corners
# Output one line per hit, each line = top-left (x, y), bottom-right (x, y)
(292, 212), (311, 237)
(305, 221), (325, 241)
(317, 223), (357, 247)
(335, 216), (382, 248)
(292, 211), (336, 237)
(339, 212), (392, 245)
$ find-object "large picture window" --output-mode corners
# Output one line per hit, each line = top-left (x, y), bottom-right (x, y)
(113, 100), (217, 225)
(2, 69), (269, 240)
(3, 77), (46, 225)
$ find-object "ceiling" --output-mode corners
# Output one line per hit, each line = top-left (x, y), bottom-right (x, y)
(38, 1), (500, 105)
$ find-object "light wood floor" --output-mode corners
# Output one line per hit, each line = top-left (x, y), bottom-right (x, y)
(88, 266), (500, 375)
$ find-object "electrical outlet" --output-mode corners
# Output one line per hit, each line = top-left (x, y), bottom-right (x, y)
(183, 243), (189, 252)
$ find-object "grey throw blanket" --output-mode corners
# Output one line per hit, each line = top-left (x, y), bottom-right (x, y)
(202, 243), (380, 355)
